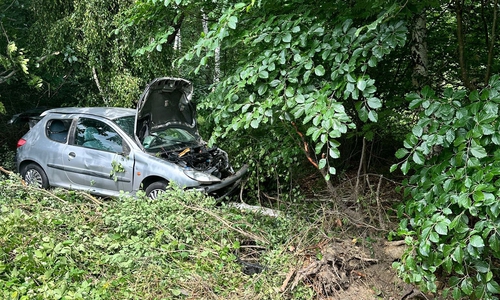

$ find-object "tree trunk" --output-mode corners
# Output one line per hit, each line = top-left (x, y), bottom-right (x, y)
(411, 12), (428, 89)
(485, 0), (498, 84)
(455, 0), (474, 90)
(202, 11), (220, 85)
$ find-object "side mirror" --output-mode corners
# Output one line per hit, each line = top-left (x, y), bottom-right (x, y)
(121, 143), (131, 156)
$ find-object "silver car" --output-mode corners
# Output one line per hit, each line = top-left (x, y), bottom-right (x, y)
(15, 77), (248, 199)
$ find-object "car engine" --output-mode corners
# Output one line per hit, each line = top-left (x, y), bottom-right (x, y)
(161, 145), (234, 179)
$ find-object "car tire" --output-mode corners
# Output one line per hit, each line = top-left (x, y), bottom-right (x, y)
(21, 163), (49, 189)
(145, 181), (168, 199)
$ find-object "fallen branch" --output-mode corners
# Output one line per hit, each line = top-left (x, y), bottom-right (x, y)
(181, 203), (269, 245)
(0, 166), (12, 174)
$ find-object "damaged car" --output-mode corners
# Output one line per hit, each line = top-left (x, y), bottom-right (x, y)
(15, 77), (248, 199)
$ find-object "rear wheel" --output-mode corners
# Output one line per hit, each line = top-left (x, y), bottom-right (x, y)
(145, 181), (168, 199)
(21, 163), (49, 189)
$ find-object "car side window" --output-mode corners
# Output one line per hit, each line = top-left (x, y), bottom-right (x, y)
(75, 118), (123, 153)
(46, 119), (71, 143)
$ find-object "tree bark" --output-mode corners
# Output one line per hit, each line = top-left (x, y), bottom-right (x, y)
(92, 67), (107, 106)
(411, 12), (428, 89)
(202, 10), (221, 84)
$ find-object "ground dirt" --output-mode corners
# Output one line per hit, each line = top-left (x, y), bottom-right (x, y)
(277, 172), (437, 300)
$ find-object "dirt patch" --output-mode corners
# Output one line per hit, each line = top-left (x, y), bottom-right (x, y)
(281, 238), (429, 300)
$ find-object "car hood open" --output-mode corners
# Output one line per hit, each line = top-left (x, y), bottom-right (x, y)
(135, 77), (198, 141)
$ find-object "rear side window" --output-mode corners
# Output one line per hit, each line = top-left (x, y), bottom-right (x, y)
(75, 118), (124, 153)
(46, 119), (71, 143)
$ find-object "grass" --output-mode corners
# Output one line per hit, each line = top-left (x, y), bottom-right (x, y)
(0, 174), (331, 300)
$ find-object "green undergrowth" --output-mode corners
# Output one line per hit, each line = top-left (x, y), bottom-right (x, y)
(0, 174), (323, 300)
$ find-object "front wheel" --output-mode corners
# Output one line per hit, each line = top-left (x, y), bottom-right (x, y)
(21, 163), (49, 189)
(145, 181), (168, 199)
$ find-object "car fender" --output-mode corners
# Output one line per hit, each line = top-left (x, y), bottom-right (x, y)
(131, 151), (200, 191)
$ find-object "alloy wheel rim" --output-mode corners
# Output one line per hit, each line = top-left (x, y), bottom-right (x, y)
(25, 169), (43, 187)
(148, 189), (165, 199)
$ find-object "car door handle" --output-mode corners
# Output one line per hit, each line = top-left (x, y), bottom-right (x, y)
(68, 152), (76, 159)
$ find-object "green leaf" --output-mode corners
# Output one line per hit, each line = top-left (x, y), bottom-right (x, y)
(401, 161), (410, 175)
(435, 220), (448, 235)
(285, 86), (295, 97)
(395, 148), (409, 159)
(258, 70), (269, 79)
(234, 2), (246, 9)
(489, 233), (500, 252)
(474, 261), (490, 273)
(314, 65), (325, 76)
(367, 97), (382, 109)
(461, 278), (473, 295)
(470, 235), (485, 248)
(250, 119), (259, 128)
(295, 94), (305, 104)
(318, 158), (327, 169)
(487, 280), (500, 294)
(452, 246), (464, 262)
(412, 124), (423, 137)
(282, 33), (292, 43)
(368, 110), (378, 122)
(357, 79), (367, 91)
(412, 152), (425, 165)
(228, 16), (238, 29)
(470, 142), (487, 158)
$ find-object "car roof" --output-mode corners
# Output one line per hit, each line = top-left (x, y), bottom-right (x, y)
(41, 107), (136, 120)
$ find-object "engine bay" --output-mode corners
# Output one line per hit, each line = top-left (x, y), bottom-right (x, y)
(159, 145), (234, 179)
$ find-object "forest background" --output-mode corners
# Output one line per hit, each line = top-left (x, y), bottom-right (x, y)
(2, 0), (500, 299)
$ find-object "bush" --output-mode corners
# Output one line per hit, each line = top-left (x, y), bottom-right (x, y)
(392, 77), (500, 299)
(0, 176), (308, 299)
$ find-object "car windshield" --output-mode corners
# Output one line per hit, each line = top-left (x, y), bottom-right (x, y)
(113, 116), (135, 137)
(143, 128), (197, 150)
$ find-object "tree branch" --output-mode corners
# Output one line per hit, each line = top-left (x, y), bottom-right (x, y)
(0, 70), (17, 84)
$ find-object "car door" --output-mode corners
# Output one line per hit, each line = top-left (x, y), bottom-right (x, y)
(61, 116), (134, 195)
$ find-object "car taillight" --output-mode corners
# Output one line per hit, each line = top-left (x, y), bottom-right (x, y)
(17, 138), (27, 148)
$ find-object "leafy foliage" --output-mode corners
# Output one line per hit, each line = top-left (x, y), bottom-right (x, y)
(178, 2), (407, 180)
(392, 76), (500, 299)
(0, 175), (322, 299)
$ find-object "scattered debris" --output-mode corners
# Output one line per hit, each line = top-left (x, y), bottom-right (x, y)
(284, 239), (379, 297)
(228, 202), (282, 217)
